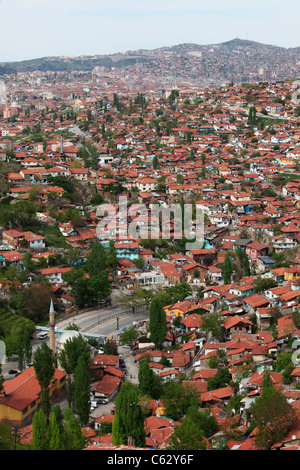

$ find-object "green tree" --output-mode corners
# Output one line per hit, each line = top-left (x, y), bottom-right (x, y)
(236, 246), (251, 278)
(161, 381), (201, 421)
(50, 404), (64, 443)
(152, 155), (159, 169)
(249, 371), (297, 449)
(167, 417), (207, 450)
(107, 240), (117, 270)
(201, 312), (224, 340)
(22, 285), (53, 322)
(138, 360), (156, 397)
(138, 359), (163, 399)
(17, 329), (32, 372)
(87, 242), (108, 275)
(48, 409), (62, 450)
(73, 355), (91, 426)
(168, 89), (179, 106)
(185, 406), (218, 438)
(253, 276), (277, 293)
(63, 407), (86, 450)
(149, 297), (167, 349)
(248, 106), (258, 126)
(103, 337), (117, 354)
(275, 351), (293, 374)
(0, 421), (14, 450)
(117, 283), (145, 314)
(78, 142), (99, 169)
(112, 382), (146, 447)
(119, 325), (139, 349)
(207, 367), (232, 390)
(63, 263), (110, 308)
(222, 252), (233, 284)
(165, 283), (192, 302)
(63, 268), (90, 307)
(0, 313), (35, 359)
(23, 252), (35, 272)
(142, 288), (155, 307)
(32, 408), (49, 450)
(88, 271), (111, 306)
(33, 342), (55, 418)
(58, 334), (91, 408)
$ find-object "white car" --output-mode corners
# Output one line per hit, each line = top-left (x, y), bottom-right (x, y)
(37, 332), (48, 340)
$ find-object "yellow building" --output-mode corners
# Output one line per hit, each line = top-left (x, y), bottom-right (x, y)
(163, 300), (193, 320)
(284, 267), (300, 282)
(0, 367), (67, 427)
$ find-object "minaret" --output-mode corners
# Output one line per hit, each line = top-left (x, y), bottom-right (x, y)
(49, 299), (56, 357)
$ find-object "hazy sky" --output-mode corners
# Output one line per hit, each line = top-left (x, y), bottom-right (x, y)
(1, 0), (300, 62)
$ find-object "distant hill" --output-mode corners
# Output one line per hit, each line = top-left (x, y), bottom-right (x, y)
(0, 55), (148, 75)
(221, 38), (267, 47)
(0, 38), (299, 83)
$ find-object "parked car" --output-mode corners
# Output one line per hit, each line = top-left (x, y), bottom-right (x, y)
(37, 332), (48, 340)
(99, 297), (111, 306)
(97, 399), (107, 404)
(8, 369), (18, 375)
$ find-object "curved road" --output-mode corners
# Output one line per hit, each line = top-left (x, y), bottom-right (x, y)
(55, 303), (150, 341)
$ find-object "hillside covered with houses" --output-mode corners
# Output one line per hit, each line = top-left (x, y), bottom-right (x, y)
(1, 69), (300, 450)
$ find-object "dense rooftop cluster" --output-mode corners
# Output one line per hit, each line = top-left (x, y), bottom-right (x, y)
(0, 64), (300, 450)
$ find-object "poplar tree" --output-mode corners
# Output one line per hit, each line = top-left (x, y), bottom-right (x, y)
(112, 382), (146, 447)
(248, 106), (258, 126)
(58, 335), (91, 408)
(33, 342), (55, 418)
(32, 408), (49, 450)
(63, 407), (85, 450)
(48, 410), (62, 450)
(50, 404), (64, 441)
(153, 155), (158, 169)
(73, 355), (91, 426)
(138, 360), (156, 397)
(236, 246), (251, 277)
(222, 252), (233, 284)
(149, 296), (167, 350)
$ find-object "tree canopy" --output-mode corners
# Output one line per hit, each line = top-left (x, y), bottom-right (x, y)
(112, 382), (146, 447)
(249, 371), (297, 449)
(149, 296), (167, 349)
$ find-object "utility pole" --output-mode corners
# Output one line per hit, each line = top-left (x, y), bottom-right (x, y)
(11, 427), (20, 450)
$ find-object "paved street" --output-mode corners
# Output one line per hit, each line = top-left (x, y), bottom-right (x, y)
(1, 303), (145, 421)
(89, 344), (139, 419)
